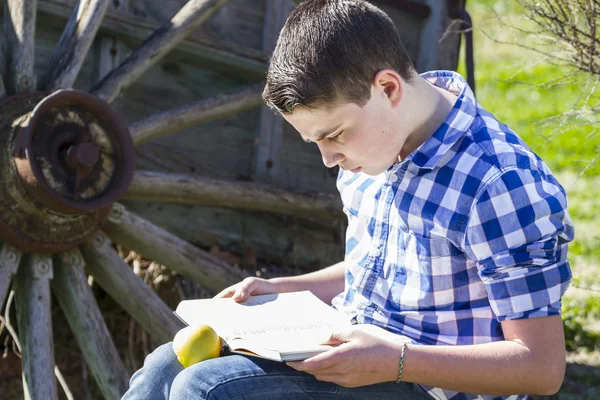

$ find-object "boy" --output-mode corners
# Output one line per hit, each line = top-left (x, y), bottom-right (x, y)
(122, 1), (573, 399)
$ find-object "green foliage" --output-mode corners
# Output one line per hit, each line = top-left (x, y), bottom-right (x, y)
(458, 2), (600, 176)
(562, 296), (600, 351)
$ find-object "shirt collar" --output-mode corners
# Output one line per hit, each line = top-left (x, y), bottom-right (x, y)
(398, 70), (477, 171)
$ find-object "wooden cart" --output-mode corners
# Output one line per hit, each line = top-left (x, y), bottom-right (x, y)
(0, 0), (470, 398)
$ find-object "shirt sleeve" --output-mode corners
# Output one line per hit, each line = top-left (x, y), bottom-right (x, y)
(462, 168), (574, 321)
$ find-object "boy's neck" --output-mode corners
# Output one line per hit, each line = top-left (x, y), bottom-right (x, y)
(397, 76), (458, 162)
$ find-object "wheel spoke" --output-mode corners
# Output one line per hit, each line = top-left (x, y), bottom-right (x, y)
(4, 0), (37, 93)
(0, 243), (21, 310)
(52, 248), (129, 399)
(44, 0), (110, 91)
(104, 204), (247, 292)
(124, 171), (345, 220)
(90, 0), (231, 103)
(80, 232), (184, 344)
(130, 83), (263, 146)
(14, 253), (58, 400)
(0, 2), (7, 83)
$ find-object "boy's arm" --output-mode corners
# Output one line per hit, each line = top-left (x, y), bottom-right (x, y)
(269, 261), (346, 304)
(401, 314), (566, 395)
(215, 261), (346, 305)
(288, 314), (565, 396)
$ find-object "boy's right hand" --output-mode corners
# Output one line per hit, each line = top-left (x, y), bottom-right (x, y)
(213, 277), (278, 302)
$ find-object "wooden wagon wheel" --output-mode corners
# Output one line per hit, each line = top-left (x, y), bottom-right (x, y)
(0, 0), (344, 398)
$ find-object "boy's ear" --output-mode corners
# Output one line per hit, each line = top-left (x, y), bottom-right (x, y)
(374, 69), (403, 106)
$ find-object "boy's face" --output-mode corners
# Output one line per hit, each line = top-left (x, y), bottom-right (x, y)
(282, 84), (407, 176)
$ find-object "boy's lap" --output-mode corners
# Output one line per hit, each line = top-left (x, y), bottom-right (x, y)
(172, 350), (430, 399)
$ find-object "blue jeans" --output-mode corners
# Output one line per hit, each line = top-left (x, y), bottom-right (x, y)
(121, 342), (432, 399)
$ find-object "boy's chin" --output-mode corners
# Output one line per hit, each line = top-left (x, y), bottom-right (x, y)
(361, 165), (391, 176)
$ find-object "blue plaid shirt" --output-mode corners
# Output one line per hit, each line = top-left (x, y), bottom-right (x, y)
(330, 71), (574, 400)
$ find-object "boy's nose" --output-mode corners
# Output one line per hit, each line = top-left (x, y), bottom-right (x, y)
(321, 151), (345, 168)
(317, 141), (345, 168)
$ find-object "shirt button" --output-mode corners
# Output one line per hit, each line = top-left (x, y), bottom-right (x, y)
(371, 247), (381, 257)
(389, 174), (398, 183)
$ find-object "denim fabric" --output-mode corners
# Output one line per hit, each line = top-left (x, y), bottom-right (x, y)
(121, 342), (432, 400)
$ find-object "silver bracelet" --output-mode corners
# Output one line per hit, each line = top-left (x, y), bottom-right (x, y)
(396, 343), (407, 383)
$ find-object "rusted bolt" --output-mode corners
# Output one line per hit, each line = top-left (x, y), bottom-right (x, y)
(38, 261), (50, 274)
(109, 204), (123, 222)
(66, 142), (99, 171)
(92, 234), (105, 248)
(70, 253), (81, 265)
(4, 251), (17, 264)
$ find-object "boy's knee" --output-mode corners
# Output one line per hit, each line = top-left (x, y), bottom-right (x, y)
(170, 355), (262, 399)
(144, 342), (177, 367)
(170, 364), (214, 399)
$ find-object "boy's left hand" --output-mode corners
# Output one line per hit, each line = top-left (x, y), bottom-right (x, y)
(286, 324), (411, 388)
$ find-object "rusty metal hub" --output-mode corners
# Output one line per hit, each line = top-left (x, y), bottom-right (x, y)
(0, 90), (135, 253)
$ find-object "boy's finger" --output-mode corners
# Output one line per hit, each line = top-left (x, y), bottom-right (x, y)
(232, 280), (259, 301)
(232, 287), (249, 301)
(214, 286), (236, 298)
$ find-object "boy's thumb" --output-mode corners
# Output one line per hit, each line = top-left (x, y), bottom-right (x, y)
(323, 328), (352, 345)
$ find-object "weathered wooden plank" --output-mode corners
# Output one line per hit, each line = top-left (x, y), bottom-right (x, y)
(417, 0), (443, 71)
(52, 249), (129, 400)
(436, 3), (462, 72)
(121, 201), (346, 270)
(6, 0), (36, 92)
(130, 83), (264, 146)
(253, 0), (294, 182)
(372, 2), (422, 66)
(0, 0), (7, 85)
(197, 0), (266, 50)
(128, 0), (266, 51)
(80, 232), (184, 344)
(0, 244), (22, 310)
(5, 0), (37, 93)
(0, 76), (5, 99)
(44, 0), (110, 91)
(90, 0), (232, 103)
(14, 253), (58, 400)
(124, 170), (344, 220)
(35, 0), (268, 78)
(104, 203), (247, 291)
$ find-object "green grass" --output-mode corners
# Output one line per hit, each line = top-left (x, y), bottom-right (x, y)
(459, 0), (600, 362)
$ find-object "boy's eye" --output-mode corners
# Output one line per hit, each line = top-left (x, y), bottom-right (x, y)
(327, 131), (343, 142)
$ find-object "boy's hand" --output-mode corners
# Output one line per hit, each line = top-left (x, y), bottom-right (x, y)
(287, 324), (411, 388)
(213, 277), (278, 302)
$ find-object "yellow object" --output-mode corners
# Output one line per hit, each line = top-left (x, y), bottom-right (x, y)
(172, 324), (222, 368)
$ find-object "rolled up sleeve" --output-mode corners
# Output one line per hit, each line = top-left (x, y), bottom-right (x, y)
(463, 168), (574, 321)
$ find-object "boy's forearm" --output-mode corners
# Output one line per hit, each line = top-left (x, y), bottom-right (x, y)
(400, 340), (564, 396)
(268, 261), (346, 304)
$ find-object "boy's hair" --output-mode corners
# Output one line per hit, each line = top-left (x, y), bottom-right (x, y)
(263, 0), (415, 114)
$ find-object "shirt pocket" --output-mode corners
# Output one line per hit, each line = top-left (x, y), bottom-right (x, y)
(392, 229), (457, 310)
(398, 229), (453, 262)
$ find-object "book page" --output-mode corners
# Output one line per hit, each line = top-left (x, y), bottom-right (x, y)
(174, 291), (351, 347)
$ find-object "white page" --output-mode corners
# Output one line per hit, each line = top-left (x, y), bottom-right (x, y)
(174, 291), (351, 345)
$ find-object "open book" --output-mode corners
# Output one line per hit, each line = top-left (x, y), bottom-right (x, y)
(174, 291), (352, 362)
